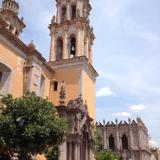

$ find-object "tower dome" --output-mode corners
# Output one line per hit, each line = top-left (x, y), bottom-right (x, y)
(2, 0), (19, 15)
(0, 0), (25, 37)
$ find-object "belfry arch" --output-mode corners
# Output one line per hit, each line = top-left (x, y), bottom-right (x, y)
(71, 4), (76, 20)
(61, 5), (67, 22)
(56, 37), (63, 61)
(69, 35), (76, 58)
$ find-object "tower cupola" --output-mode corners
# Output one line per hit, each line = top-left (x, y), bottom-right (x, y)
(2, 0), (19, 15)
(0, 0), (25, 37)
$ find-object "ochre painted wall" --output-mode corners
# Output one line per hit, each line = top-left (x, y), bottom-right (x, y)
(0, 42), (25, 97)
(82, 70), (95, 120)
(50, 66), (82, 106)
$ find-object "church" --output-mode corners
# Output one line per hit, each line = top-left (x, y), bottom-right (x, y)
(0, 0), (97, 159)
(0, 0), (153, 160)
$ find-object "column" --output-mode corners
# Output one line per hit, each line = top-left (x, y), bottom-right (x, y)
(69, 142), (72, 160)
(75, 143), (80, 160)
(59, 142), (67, 160)
(84, 38), (89, 58)
(103, 128), (107, 149)
(116, 127), (120, 150)
(49, 34), (56, 61)
(85, 140), (89, 160)
(56, 4), (61, 23)
(67, 2), (70, 20)
(77, 29), (85, 57)
(63, 31), (69, 59)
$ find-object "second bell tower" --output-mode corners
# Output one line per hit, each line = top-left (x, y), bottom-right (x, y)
(49, 0), (98, 120)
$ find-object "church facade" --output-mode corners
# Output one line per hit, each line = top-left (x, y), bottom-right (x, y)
(0, 0), (97, 160)
(96, 118), (151, 160)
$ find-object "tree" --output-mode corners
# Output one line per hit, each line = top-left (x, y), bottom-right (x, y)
(96, 151), (120, 160)
(0, 93), (68, 160)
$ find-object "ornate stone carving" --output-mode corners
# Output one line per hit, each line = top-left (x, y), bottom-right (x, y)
(59, 81), (66, 105)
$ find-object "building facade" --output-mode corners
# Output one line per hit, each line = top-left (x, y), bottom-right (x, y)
(0, 0), (97, 160)
(96, 118), (151, 160)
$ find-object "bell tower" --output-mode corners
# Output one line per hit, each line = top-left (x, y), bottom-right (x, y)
(0, 0), (25, 37)
(49, 0), (98, 120)
(49, 0), (94, 64)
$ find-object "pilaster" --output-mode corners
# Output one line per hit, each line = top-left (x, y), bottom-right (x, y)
(50, 34), (56, 61)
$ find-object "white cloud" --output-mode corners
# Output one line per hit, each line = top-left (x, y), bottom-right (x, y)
(113, 112), (131, 117)
(96, 87), (115, 97)
(129, 104), (145, 112)
(149, 139), (159, 148)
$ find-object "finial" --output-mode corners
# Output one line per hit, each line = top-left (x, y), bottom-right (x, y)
(59, 81), (66, 105)
(128, 117), (131, 124)
(103, 119), (106, 125)
(115, 118), (118, 125)
(28, 40), (36, 50)
(51, 15), (56, 24)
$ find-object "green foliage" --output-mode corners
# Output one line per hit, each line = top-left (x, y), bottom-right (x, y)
(94, 128), (120, 160)
(94, 129), (103, 152)
(0, 93), (68, 159)
(45, 146), (59, 160)
(96, 151), (120, 160)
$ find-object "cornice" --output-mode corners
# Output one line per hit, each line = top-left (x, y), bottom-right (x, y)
(47, 56), (98, 80)
(49, 17), (89, 32)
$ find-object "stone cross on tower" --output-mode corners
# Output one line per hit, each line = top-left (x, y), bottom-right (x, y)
(49, 0), (95, 64)
(0, 0), (25, 37)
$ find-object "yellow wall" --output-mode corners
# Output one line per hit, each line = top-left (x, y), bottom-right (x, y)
(50, 66), (82, 106)
(0, 41), (25, 97)
(0, 41), (51, 99)
(82, 70), (96, 120)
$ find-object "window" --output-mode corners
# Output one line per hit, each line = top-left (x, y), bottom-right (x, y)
(122, 134), (128, 150)
(71, 5), (76, 20)
(109, 135), (115, 150)
(56, 37), (63, 61)
(61, 6), (66, 22)
(53, 81), (58, 91)
(0, 72), (2, 83)
(70, 36), (76, 58)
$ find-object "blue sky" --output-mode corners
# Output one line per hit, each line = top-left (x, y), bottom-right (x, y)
(1, 0), (160, 147)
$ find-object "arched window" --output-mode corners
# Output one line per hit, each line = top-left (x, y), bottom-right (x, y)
(70, 36), (76, 58)
(71, 4), (76, 20)
(61, 6), (66, 22)
(109, 135), (115, 150)
(56, 37), (63, 61)
(122, 134), (128, 150)
(0, 63), (12, 95)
